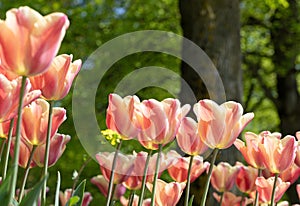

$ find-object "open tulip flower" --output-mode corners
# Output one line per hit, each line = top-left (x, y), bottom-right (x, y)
(258, 132), (297, 174)
(120, 195), (151, 206)
(176, 117), (209, 156)
(194, 99), (254, 149)
(146, 179), (186, 206)
(30, 54), (81, 101)
(211, 162), (241, 192)
(235, 162), (258, 194)
(168, 155), (209, 183)
(59, 188), (93, 206)
(255, 176), (290, 204)
(21, 98), (66, 146)
(96, 152), (134, 184)
(213, 191), (253, 206)
(106, 93), (141, 140)
(295, 132), (300, 167)
(0, 6), (69, 76)
(90, 175), (126, 199)
(137, 98), (190, 150)
(0, 75), (41, 122)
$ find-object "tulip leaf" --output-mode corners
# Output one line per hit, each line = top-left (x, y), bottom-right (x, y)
(188, 195), (194, 206)
(0, 168), (14, 206)
(66, 179), (86, 206)
(19, 175), (48, 206)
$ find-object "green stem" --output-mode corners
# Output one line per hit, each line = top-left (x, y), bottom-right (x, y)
(42, 100), (54, 206)
(138, 150), (152, 206)
(254, 169), (262, 206)
(219, 192), (224, 205)
(184, 155), (194, 206)
(150, 144), (162, 206)
(270, 173), (279, 206)
(109, 184), (117, 206)
(0, 138), (6, 163)
(106, 140), (122, 206)
(2, 119), (14, 179)
(200, 148), (219, 206)
(9, 76), (27, 204)
(128, 190), (135, 206)
(18, 145), (37, 202)
(71, 156), (92, 194)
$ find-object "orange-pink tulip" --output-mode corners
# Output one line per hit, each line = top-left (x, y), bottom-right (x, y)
(279, 163), (300, 184)
(120, 195), (151, 206)
(255, 176), (290, 204)
(211, 162), (240, 192)
(295, 132), (300, 167)
(258, 132), (297, 173)
(106, 93), (140, 140)
(0, 6), (69, 76)
(90, 175), (126, 199)
(235, 162), (258, 194)
(213, 192), (253, 206)
(59, 189), (92, 206)
(194, 99), (254, 149)
(21, 98), (66, 146)
(10, 137), (35, 168)
(0, 75), (41, 122)
(32, 133), (70, 167)
(137, 98), (190, 150)
(234, 131), (268, 169)
(96, 152), (134, 184)
(176, 117), (208, 156)
(146, 179), (186, 206)
(0, 119), (15, 138)
(30, 54), (81, 100)
(168, 155), (209, 183)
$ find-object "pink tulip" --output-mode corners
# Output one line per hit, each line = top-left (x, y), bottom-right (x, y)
(234, 131), (268, 169)
(32, 133), (70, 167)
(10, 137), (35, 168)
(213, 192), (253, 206)
(255, 176), (290, 204)
(30, 54), (81, 100)
(21, 98), (66, 146)
(0, 75), (41, 122)
(120, 195), (151, 206)
(0, 119), (15, 138)
(235, 162), (258, 194)
(295, 132), (300, 167)
(279, 163), (300, 184)
(59, 189), (92, 206)
(146, 179), (186, 206)
(194, 99), (254, 149)
(0, 6), (69, 76)
(106, 93), (141, 139)
(96, 152), (134, 184)
(168, 155), (209, 183)
(211, 162), (240, 192)
(176, 117), (208, 156)
(137, 98), (190, 150)
(90, 175), (126, 199)
(258, 132), (297, 173)
(297, 184), (300, 200)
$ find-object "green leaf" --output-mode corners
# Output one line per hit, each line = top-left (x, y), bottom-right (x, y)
(188, 195), (194, 206)
(66, 179), (86, 206)
(0, 168), (15, 206)
(19, 175), (48, 206)
(67, 196), (80, 206)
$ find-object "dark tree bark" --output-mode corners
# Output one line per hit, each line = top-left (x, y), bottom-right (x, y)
(178, 0), (242, 205)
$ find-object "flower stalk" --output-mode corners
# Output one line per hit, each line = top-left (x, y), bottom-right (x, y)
(150, 144), (162, 206)
(184, 155), (194, 206)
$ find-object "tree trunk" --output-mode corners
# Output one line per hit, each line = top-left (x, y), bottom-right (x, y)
(179, 0), (242, 205)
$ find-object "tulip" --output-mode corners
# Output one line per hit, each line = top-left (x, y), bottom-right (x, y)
(0, 120), (15, 138)
(106, 93), (141, 140)
(258, 132), (297, 174)
(146, 179), (186, 206)
(21, 98), (66, 146)
(194, 99), (254, 149)
(96, 152), (134, 184)
(168, 155), (209, 183)
(0, 75), (41, 122)
(211, 162), (240, 192)
(120, 195), (151, 206)
(10, 137), (35, 168)
(32, 133), (70, 167)
(234, 132), (267, 169)
(297, 184), (300, 200)
(295, 132), (300, 167)
(176, 117), (209, 156)
(235, 162), (258, 194)
(59, 189), (92, 206)
(255, 176), (290, 204)
(30, 54), (81, 100)
(137, 98), (190, 150)
(90, 175), (126, 199)
(213, 192), (253, 206)
(279, 163), (300, 184)
(0, 6), (69, 76)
